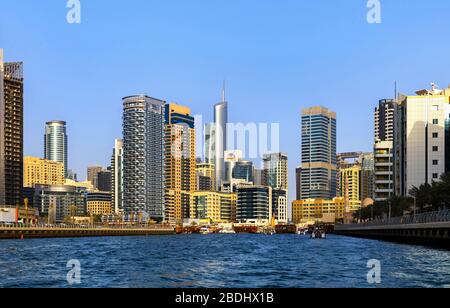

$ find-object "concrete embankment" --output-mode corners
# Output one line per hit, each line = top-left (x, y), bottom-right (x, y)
(0, 226), (176, 240)
(335, 222), (450, 249)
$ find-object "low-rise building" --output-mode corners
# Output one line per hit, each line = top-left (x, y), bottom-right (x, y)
(33, 185), (86, 223)
(190, 191), (237, 223)
(236, 185), (272, 224)
(87, 192), (112, 216)
(292, 198), (346, 224)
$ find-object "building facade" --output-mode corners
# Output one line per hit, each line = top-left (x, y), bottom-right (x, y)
(262, 153), (288, 190)
(214, 100), (228, 189)
(236, 185), (272, 223)
(87, 192), (112, 216)
(164, 103), (196, 223)
(0, 50), (24, 206)
(24, 156), (65, 188)
(111, 139), (123, 214)
(300, 106), (337, 199)
(396, 86), (450, 196)
(190, 191), (237, 223)
(45, 121), (68, 178)
(374, 99), (396, 201)
(97, 169), (112, 192)
(339, 165), (362, 212)
(34, 184), (86, 223)
(292, 197), (346, 224)
(87, 166), (103, 190)
(272, 189), (288, 224)
(123, 95), (165, 221)
(361, 152), (375, 200)
(196, 163), (215, 191)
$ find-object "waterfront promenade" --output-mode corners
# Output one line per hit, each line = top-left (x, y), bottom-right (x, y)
(0, 224), (175, 240)
(335, 210), (450, 248)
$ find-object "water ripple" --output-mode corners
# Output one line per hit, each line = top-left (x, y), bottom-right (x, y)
(0, 235), (449, 288)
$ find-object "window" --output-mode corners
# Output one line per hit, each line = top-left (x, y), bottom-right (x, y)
(433, 173), (439, 180)
(433, 146), (439, 152)
(433, 160), (439, 166)
(433, 119), (439, 125)
(433, 133), (439, 138)
(432, 105), (439, 111)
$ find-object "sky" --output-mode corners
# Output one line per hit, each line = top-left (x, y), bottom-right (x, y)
(1, 0), (450, 203)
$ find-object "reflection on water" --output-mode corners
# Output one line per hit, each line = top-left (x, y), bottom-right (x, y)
(0, 234), (449, 288)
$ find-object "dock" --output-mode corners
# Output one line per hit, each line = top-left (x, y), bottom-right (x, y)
(0, 225), (176, 240)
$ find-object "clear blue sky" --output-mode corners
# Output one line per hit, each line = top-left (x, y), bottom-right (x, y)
(1, 0), (450, 202)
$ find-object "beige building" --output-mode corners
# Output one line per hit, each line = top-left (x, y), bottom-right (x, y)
(196, 163), (215, 191)
(24, 156), (65, 188)
(65, 179), (94, 192)
(292, 197), (346, 224)
(87, 192), (112, 216)
(164, 103), (196, 223)
(339, 165), (362, 212)
(190, 191), (237, 223)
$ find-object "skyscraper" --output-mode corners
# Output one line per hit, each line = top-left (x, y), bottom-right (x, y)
(97, 169), (112, 192)
(45, 121), (68, 178)
(262, 153), (288, 190)
(111, 139), (123, 214)
(164, 103), (196, 223)
(339, 165), (362, 212)
(300, 106), (337, 200)
(123, 95), (165, 221)
(263, 153), (288, 224)
(295, 166), (302, 200)
(204, 123), (215, 165)
(0, 49), (24, 206)
(361, 153), (375, 200)
(373, 99), (396, 201)
(87, 166), (103, 190)
(214, 91), (228, 189)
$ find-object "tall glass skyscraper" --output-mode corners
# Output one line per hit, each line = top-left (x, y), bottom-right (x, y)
(214, 98), (228, 189)
(122, 95), (165, 221)
(262, 153), (288, 190)
(300, 106), (337, 200)
(45, 121), (68, 178)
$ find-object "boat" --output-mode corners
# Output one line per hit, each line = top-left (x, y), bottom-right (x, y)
(233, 226), (258, 234)
(275, 224), (297, 234)
(310, 227), (326, 240)
(200, 227), (211, 235)
(219, 229), (236, 234)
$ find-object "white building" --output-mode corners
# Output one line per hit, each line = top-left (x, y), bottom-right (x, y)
(400, 85), (450, 193)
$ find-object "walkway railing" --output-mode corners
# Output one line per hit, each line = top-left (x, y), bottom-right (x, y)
(0, 223), (174, 230)
(345, 209), (450, 228)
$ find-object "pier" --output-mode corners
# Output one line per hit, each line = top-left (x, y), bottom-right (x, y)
(335, 210), (450, 248)
(0, 225), (176, 240)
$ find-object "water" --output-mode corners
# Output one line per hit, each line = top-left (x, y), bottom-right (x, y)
(0, 235), (449, 288)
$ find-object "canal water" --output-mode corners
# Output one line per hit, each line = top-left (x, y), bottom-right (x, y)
(0, 235), (449, 288)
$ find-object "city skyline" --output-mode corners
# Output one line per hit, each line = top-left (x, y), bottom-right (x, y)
(2, 1), (450, 206)
(2, 1), (450, 291)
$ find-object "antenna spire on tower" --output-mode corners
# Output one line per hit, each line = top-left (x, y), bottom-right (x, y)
(222, 80), (226, 102)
